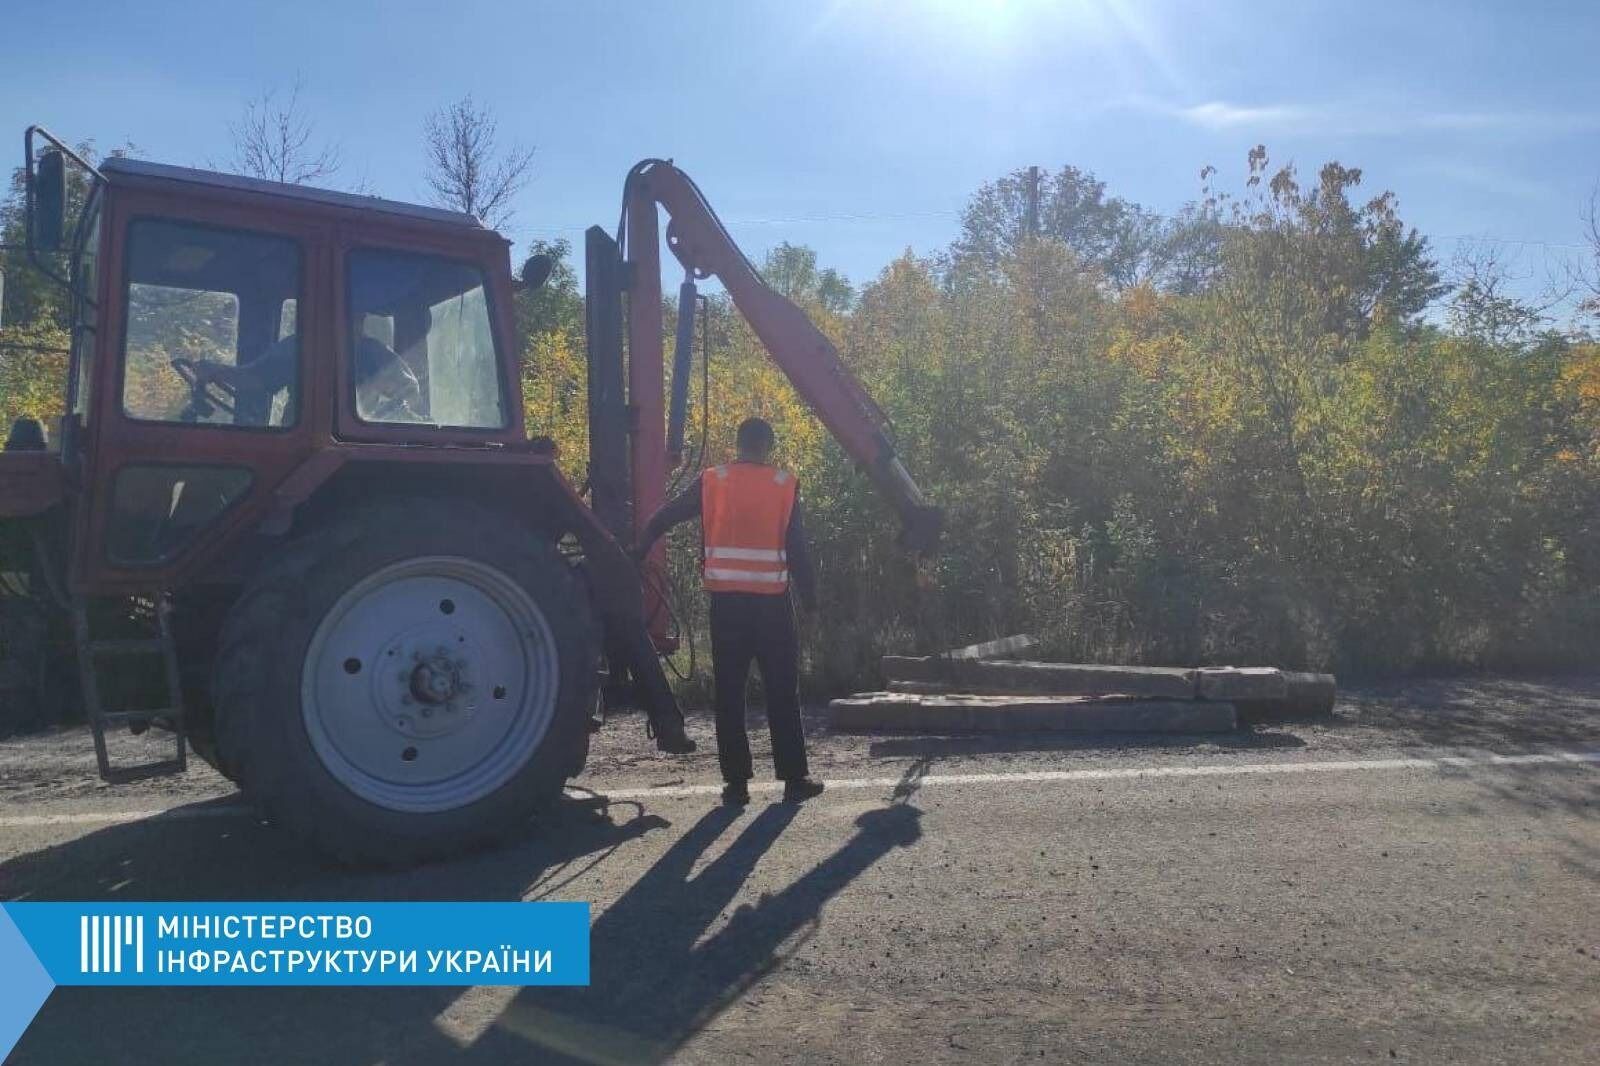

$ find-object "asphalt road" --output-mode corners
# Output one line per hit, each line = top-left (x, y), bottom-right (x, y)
(2, 675), (1599, 1064)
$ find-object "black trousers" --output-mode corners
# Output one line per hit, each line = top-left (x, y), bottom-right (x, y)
(708, 591), (808, 783)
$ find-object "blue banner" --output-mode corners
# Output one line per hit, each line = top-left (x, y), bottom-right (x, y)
(0, 901), (590, 1058)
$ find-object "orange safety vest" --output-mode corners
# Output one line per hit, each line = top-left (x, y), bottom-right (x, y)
(700, 463), (798, 594)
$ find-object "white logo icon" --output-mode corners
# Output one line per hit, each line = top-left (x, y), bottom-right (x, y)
(80, 915), (144, 974)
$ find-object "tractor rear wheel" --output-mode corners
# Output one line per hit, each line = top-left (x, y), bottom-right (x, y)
(211, 500), (597, 864)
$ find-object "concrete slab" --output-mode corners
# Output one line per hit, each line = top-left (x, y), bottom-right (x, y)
(880, 659), (1198, 700)
(942, 633), (1040, 660)
(888, 680), (985, 696)
(1197, 667), (1288, 701)
(1235, 672), (1337, 723)
(829, 693), (1236, 734)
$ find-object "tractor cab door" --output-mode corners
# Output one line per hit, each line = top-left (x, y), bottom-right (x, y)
(73, 190), (327, 592)
(331, 222), (523, 447)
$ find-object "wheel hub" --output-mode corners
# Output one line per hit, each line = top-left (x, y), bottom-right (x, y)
(371, 630), (481, 740)
(300, 557), (560, 813)
(410, 652), (464, 705)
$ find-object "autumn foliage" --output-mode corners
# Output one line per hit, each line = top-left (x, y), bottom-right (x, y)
(526, 153), (1600, 687)
(5, 148), (1598, 691)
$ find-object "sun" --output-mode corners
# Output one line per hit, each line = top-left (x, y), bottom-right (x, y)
(852, 0), (1125, 56)
(805, 0), (1174, 79)
(920, 0), (1070, 40)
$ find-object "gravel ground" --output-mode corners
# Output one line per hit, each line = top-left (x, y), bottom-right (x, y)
(2, 674), (1599, 1064)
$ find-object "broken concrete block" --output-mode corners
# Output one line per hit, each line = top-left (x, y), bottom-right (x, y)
(942, 633), (1040, 660)
(1234, 672), (1337, 723)
(828, 693), (1235, 734)
(880, 658), (1198, 700)
(1196, 667), (1288, 702)
(888, 680), (973, 695)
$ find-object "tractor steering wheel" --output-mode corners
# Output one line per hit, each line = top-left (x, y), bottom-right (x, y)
(355, 345), (426, 424)
(363, 388), (422, 422)
(170, 357), (239, 422)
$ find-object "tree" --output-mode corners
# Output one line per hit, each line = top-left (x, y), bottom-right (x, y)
(763, 242), (818, 300)
(226, 76), (341, 186)
(952, 164), (1163, 289)
(422, 96), (534, 230)
(1447, 241), (1547, 348)
(762, 242), (855, 313)
(1575, 185), (1600, 327)
(0, 321), (68, 430)
(1218, 149), (1447, 339)
(1, 139), (125, 331)
(515, 237), (582, 339)
(1147, 201), (1226, 296)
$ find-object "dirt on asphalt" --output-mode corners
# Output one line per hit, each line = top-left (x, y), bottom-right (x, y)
(9, 672), (1600, 811)
(1, 674), (1598, 1065)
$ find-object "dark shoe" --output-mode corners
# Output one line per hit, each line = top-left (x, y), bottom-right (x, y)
(782, 777), (825, 803)
(722, 781), (750, 807)
(652, 719), (697, 754)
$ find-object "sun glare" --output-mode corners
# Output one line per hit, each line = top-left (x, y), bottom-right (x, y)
(804, 0), (1120, 58)
(827, 0), (1184, 93)
(860, 0), (1154, 60)
(922, 0), (1066, 42)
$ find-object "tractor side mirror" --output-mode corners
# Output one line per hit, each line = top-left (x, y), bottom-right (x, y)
(31, 149), (67, 254)
(520, 254), (554, 292)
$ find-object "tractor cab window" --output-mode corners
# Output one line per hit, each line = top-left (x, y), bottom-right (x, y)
(121, 219), (301, 429)
(346, 249), (506, 429)
(69, 195), (102, 422)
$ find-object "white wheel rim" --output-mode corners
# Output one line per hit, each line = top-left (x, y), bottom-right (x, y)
(300, 556), (559, 813)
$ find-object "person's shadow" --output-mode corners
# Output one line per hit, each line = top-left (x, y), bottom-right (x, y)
(469, 781), (925, 1065)
(5, 768), (926, 1066)
(3, 795), (665, 1065)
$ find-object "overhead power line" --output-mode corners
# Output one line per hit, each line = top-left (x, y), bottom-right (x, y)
(517, 215), (1589, 256)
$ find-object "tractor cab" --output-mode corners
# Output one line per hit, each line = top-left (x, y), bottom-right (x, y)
(4, 133), (529, 593)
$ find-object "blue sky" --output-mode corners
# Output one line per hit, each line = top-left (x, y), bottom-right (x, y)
(5, 0), (1598, 305)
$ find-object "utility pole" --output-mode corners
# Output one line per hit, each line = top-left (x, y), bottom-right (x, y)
(1025, 165), (1040, 240)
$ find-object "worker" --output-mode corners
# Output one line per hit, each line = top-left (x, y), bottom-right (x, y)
(637, 417), (826, 806)
(4, 417), (47, 451)
(181, 332), (420, 426)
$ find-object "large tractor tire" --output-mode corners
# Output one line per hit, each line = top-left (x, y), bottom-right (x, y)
(211, 499), (598, 865)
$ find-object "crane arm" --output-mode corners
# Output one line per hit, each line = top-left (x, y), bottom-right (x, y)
(623, 159), (942, 553)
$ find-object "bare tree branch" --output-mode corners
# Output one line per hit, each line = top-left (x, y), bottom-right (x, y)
(422, 96), (535, 230)
(1575, 182), (1600, 324)
(1446, 239), (1552, 345)
(227, 75), (341, 186)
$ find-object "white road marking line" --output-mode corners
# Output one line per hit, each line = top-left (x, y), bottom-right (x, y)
(1, 750), (1595, 827)
(599, 750), (1600, 799)
(0, 805), (250, 828)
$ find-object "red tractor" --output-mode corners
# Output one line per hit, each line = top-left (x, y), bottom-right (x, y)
(0, 129), (940, 863)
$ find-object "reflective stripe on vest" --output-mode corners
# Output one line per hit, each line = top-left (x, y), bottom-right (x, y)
(700, 463), (798, 595)
(705, 547), (787, 562)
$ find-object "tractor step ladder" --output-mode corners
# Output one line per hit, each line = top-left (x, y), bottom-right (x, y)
(72, 597), (187, 783)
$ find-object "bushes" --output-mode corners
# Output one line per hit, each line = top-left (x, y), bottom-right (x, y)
(517, 156), (1600, 693)
(4, 146), (1592, 698)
